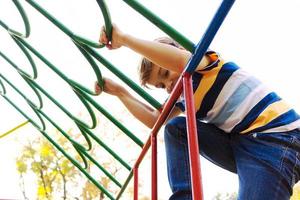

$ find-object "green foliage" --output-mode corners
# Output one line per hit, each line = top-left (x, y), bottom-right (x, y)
(15, 113), (147, 199)
(16, 131), (81, 200)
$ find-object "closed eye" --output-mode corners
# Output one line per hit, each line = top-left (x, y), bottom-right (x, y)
(164, 70), (169, 78)
(156, 83), (165, 89)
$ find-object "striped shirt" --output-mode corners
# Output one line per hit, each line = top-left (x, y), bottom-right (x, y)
(176, 52), (300, 134)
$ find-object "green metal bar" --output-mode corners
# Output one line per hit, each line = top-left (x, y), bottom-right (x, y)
(5, 34), (143, 158)
(16, 38), (98, 129)
(0, 88), (117, 199)
(122, 0), (195, 53)
(79, 125), (132, 171)
(82, 45), (162, 109)
(40, 129), (116, 200)
(76, 88), (144, 148)
(0, 74), (45, 130)
(40, 111), (122, 188)
(116, 170), (133, 200)
(0, 76), (127, 190)
(0, 51), (42, 108)
(1, 95), (45, 131)
(40, 130), (116, 199)
(0, 36), (38, 79)
(79, 147), (123, 188)
(96, 0), (112, 41)
(0, 0), (31, 38)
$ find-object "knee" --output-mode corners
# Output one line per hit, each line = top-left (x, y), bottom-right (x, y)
(164, 116), (187, 139)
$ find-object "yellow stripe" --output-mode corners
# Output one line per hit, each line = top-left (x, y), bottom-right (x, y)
(0, 121), (29, 139)
(194, 60), (224, 110)
(241, 100), (291, 133)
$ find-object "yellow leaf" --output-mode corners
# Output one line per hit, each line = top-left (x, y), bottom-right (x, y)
(16, 160), (27, 173)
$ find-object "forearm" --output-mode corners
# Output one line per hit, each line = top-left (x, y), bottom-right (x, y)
(117, 88), (159, 128)
(121, 34), (210, 72)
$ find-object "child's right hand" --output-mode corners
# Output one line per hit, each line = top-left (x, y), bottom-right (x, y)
(99, 24), (125, 50)
(95, 78), (123, 97)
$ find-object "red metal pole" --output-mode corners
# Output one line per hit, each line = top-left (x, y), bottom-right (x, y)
(151, 134), (157, 200)
(183, 73), (203, 200)
(133, 78), (183, 168)
(133, 167), (139, 200)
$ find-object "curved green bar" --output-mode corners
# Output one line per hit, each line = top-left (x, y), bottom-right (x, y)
(79, 125), (131, 171)
(0, 0), (30, 38)
(16, 38), (98, 129)
(96, 0), (112, 41)
(77, 147), (122, 188)
(0, 36), (38, 79)
(2, 93), (119, 199)
(123, 0), (195, 53)
(14, 36), (145, 147)
(0, 51), (42, 108)
(40, 111), (122, 188)
(0, 78), (5, 94)
(82, 45), (162, 109)
(0, 0), (189, 199)
(76, 89), (144, 148)
(40, 130), (116, 200)
(0, 84), (122, 195)
(0, 75), (45, 130)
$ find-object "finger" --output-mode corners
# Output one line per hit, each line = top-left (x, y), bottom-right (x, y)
(106, 44), (112, 50)
(100, 32), (107, 45)
(94, 82), (102, 95)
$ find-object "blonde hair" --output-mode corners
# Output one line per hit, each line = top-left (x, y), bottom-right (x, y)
(138, 37), (184, 87)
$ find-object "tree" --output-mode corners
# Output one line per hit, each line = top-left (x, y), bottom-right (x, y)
(16, 132), (81, 200)
(15, 107), (151, 199)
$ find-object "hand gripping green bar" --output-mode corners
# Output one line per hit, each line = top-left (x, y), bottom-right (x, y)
(0, 73), (123, 200)
(0, 1), (146, 198)
(25, 0), (161, 109)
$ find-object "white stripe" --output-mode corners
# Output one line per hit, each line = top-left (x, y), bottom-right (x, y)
(260, 119), (300, 133)
(206, 69), (250, 121)
(219, 84), (271, 132)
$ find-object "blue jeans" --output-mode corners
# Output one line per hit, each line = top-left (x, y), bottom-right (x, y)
(164, 116), (300, 200)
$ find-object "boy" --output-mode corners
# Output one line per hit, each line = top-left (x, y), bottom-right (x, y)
(95, 24), (300, 200)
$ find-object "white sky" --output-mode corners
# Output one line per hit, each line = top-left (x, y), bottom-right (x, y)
(0, 0), (300, 199)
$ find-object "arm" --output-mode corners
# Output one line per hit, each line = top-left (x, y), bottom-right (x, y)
(99, 25), (211, 72)
(95, 78), (160, 128)
(95, 78), (182, 128)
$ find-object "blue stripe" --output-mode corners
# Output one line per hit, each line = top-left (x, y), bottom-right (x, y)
(249, 109), (300, 133)
(211, 77), (260, 125)
(231, 92), (281, 133)
(197, 62), (239, 118)
(192, 72), (203, 92)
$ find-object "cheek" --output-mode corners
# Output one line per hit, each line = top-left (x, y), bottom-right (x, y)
(170, 73), (180, 82)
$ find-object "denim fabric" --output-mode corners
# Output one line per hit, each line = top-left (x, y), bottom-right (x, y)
(164, 116), (300, 200)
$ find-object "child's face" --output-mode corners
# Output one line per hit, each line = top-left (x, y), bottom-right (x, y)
(147, 64), (180, 94)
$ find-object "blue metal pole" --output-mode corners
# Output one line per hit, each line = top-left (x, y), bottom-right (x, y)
(185, 0), (235, 74)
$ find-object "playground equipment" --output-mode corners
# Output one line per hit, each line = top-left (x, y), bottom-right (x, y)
(0, 0), (235, 199)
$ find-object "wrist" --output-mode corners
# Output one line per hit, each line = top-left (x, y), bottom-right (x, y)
(120, 34), (130, 47)
(117, 85), (128, 97)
